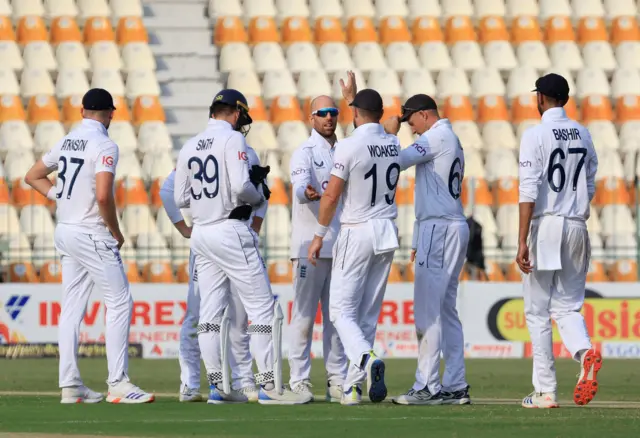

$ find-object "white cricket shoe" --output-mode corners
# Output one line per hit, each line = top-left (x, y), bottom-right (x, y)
(60, 385), (103, 404)
(207, 385), (248, 404)
(326, 382), (343, 403)
(340, 385), (362, 406)
(238, 385), (260, 402)
(522, 391), (559, 409)
(258, 385), (313, 405)
(106, 381), (155, 404)
(574, 348), (602, 406)
(364, 351), (387, 403)
(179, 384), (202, 402)
(392, 388), (444, 406)
(291, 380), (314, 401)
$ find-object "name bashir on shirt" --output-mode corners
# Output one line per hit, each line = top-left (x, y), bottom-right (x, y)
(367, 144), (399, 158)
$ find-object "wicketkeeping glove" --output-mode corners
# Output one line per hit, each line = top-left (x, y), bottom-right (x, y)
(228, 205), (252, 221)
(261, 181), (271, 201)
(249, 165), (270, 187)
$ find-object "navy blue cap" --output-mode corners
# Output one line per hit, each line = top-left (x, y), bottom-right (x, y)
(82, 88), (116, 111)
(533, 73), (570, 100)
(211, 89), (252, 125)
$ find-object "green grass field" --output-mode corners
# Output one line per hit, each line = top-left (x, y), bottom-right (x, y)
(0, 358), (639, 438)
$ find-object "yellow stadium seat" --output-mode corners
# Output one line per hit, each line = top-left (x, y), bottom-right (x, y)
(281, 17), (312, 45)
(248, 16), (279, 44)
(39, 260), (62, 283)
(268, 260), (292, 283)
(611, 16), (639, 45)
(0, 95), (26, 122)
(214, 16), (248, 45)
(314, 17), (346, 44)
(379, 16), (411, 45)
(346, 16), (377, 44)
(143, 262), (175, 283)
(411, 16), (443, 45)
(610, 260), (638, 282)
(479, 16), (509, 43)
(27, 95), (60, 124)
(511, 16), (542, 45)
(17, 16), (48, 45)
(50, 16), (82, 45)
(477, 95), (509, 123)
(8, 262), (39, 283)
(84, 17), (115, 45)
(116, 17), (148, 45)
(132, 96), (165, 125)
(445, 16), (476, 44)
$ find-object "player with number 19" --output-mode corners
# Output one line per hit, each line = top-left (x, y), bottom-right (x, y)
(383, 94), (471, 406)
(24, 88), (153, 404)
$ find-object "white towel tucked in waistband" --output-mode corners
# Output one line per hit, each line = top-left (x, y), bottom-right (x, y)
(535, 216), (564, 271)
(370, 219), (399, 255)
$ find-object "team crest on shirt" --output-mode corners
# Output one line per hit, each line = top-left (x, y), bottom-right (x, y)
(313, 159), (324, 168)
(300, 264), (307, 278)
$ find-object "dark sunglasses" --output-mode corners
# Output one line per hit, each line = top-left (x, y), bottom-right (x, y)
(312, 107), (339, 117)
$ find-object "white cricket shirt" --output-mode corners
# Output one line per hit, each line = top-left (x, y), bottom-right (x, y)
(289, 129), (341, 259)
(173, 119), (265, 226)
(399, 118), (466, 223)
(41, 119), (119, 233)
(519, 107), (598, 221)
(331, 123), (400, 224)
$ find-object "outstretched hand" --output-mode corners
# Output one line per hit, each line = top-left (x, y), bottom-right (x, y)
(339, 70), (357, 104)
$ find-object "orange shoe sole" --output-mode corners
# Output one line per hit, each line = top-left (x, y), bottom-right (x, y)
(574, 349), (602, 406)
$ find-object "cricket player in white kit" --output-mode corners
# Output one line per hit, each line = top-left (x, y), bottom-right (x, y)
(288, 94), (347, 402)
(308, 88), (401, 406)
(516, 74), (601, 408)
(160, 142), (267, 403)
(24, 88), (153, 404)
(174, 89), (311, 405)
(383, 95), (471, 406)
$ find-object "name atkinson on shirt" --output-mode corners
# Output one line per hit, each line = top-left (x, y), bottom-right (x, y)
(61, 139), (88, 152)
(367, 144), (398, 158)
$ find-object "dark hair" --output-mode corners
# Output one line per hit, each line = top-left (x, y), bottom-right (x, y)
(356, 107), (383, 122)
(209, 102), (237, 118)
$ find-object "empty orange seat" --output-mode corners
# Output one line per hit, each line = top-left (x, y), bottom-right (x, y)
(577, 17), (608, 44)
(586, 261), (608, 282)
(50, 16), (82, 44)
(268, 261), (292, 283)
(505, 262), (522, 282)
(115, 177), (150, 209)
(112, 95), (131, 122)
(396, 175), (415, 205)
(511, 94), (540, 124)
(387, 263), (403, 283)
(382, 96), (402, 121)
(270, 95), (302, 125)
(594, 177), (630, 206)
(611, 16), (639, 45)
(39, 260), (62, 283)
(62, 95), (83, 124)
(84, 17), (115, 44)
(267, 177), (289, 205)
(581, 95), (613, 124)
(176, 262), (190, 283)
(479, 16), (509, 43)
(403, 261), (415, 281)
(477, 95), (509, 123)
(565, 97), (578, 121)
(117, 17), (148, 45)
(616, 95), (640, 123)
(461, 177), (492, 206)
(149, 177), (164, 210)
(27, 95), (60, 124)
(124, 260), (142, 282)
(443, 96), (474, 122)
(346, 16), (377, 44)
(495, 177), (519, 205)
(281, 17), (312, 44)
(314, 17), (346, 44)
(459, 264), (470, 281)
(143, 262), (175, 283)
(545, 16), (575, 43)
(412, 16), (443, 45)
(483, 261), (505, 281)
(0, 95), (26, 122)
(445, 16), (476, 44)
(8, 262), (39, 283)
(0, 179), (10, 204)
(511, 16), (542, 44)
(12, 178), (48, 208)
(610, 260), (638, 282)
(248, 16), (279, 44)
(17, 16), (48, 45)
(246, 95), (268, 122)
(132, 96), (165, 125)
(379, 16), (410, 45)
(338, 98), (354, 126)
(0, 16), (15, 41)
(214, 16), (248, 45)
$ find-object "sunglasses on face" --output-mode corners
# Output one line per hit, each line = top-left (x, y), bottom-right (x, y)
(312, 107), (339, 118)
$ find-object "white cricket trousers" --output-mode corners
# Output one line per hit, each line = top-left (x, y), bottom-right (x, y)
(413, 219), (469, 394)
(525, 219), (592, 394)
(179, 251), (255, 390)
(191, 220), (276, 387)
(55, 224), (132, 388)
(288, 258), (347, 387)
(329, 224), (395, 389)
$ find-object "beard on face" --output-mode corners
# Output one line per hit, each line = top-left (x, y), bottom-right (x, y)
(314, 119), (336, 137)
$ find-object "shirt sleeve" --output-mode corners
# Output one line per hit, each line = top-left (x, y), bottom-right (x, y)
(160, 170), (184, 223)
(174, 148), (192, 209)
(399, 134), (441, 171)
(518, 128), (543, 203)
(585, 133), (598, 202)
(247, 146), (268, 218)
(330, 140), (352, 181)
(290, 147), (313, 204)
(41, 141), (62, 169)
(95, 141), (119, 174)
(226, 133), (264, 207)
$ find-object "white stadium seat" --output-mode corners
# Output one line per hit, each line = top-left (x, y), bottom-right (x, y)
(246, 121), (278, 151)
(286, 42), (321, 73)
(117, 154), (143, 180)
(604, 0), (637, 20)
(486, 149), (518, 181)
(110, 0), (143, 20)
(0, 204), (21, 237)
(471, 68), (505, 99)
(56, 42), (90, 72)
(277, 121), (309, 151)
(571, 0), (605, 19)
(452, 121), (483, 151)
(343, 0), (375, 20)
(121, 43), (156, 73)
(418, 42), (453, 73)
(600, 205), (635, 238)
(386, 43), (420, 73)
(244, 0), (276, 19)
(496, 205), (520, 237)
(12, 0), (45, 20)
(402, 69), (437, 101)
(506, 0), (539, 20)
(408, 0), (441, 18)
(319, 43), (354, 74)
(142, 151), (174, 182)
(209, 0), (242, 21)
(367, 69), (401, 97)
(583, 42), (617, 73)
(22, 42), (57, 72)
(484, 41), (518, 72)
(475, 0), (507, 18)
(297, 70), (332, 99)
(45, 0), (78, 19)
(516, 42), (551, 72)
(108, 121), (138, 155)
(0, 122), (34, 157)
(309, 0), (343, 20)
(91, 69), (125, 97)
(0, 0), (10, 16)
(89, 42), (123, 72)
(375, 0), (409, 19)
(20, 68), (55, 99)
(262, 70), (297, 100)
(587, 121), (620, 151)
(437, 67), (471, 99)
(442, 0), (474, 18)
(451, 41), (485, 72)
(219, 43), (254, 73)
(275, 0), (309, 21)
(331, 70), (367, 100)
(253, 42), (287, 73)
(19, 205), (54, 240)
(612, 68), (640, 99)
(549, 42), (584, 73)
(352, 42), (388, 72)
(483, 121), (518, 150)
(78, 0), (111, 21)
(0, 41), (23, 72)
(0, 69), (19, 96)
(616, 42), (640, 70)
(32, 234), (57, 268)
(125, 70), (161, 100)
(137, 122), (173, 155)
(136, 232), (171, 266)
(227, 70), (262, 97)
(539, 0), (572, 21)
(33, 121), (66, 156)
(56, 69), (90, 99)
(121, 205), (157, 240)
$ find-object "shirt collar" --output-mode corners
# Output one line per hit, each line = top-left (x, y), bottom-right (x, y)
(429, 118), (451, 131)
(310, 129), (334, 151)
(81, 119), (108, 136)
(208, 119), (234, 130)
(351, 122), (385, 137)
(541, 107), (567, 122)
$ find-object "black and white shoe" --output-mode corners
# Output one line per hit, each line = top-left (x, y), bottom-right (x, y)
(391, 387), (443, 405)
(441, 385), (471, 405)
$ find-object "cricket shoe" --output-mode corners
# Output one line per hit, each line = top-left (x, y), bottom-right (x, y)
(574, 348), (603, 406)
(258, 385), (313, 405)
(326, 381), (343, 403)
(179, 384), (202, 402)
(106, 381), (154, 404)
(340, 385), (362, 406)
(392, 387), (444, 405)
(60, 385), (104, 404)
(364, 351), (387, 403)
(291, 380), (314, 402)
(207, 385), (248, 404)
(441, 385), (471, 405)
(238, 385), (260, 402)
(522, 391), (559, 409)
